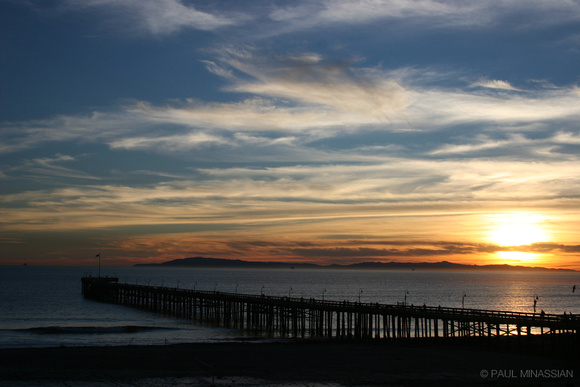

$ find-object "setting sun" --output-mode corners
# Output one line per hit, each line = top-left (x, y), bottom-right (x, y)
(487, 213), (548, 246)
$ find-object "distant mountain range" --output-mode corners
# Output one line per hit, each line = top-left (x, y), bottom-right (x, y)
(135, 256), (575, 272)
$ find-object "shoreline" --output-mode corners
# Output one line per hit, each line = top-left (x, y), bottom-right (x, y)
(1, 339), (578, 386)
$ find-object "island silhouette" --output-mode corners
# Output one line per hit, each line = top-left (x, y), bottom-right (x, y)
(135, 257), (575, 272)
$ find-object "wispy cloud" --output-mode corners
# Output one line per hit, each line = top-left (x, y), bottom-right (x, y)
(7, 154), (101, 181)
(552, 131), (580, 145)
(109, 131), (229, 151)
(203, 48), (411, 123)
(23, 0), (580, 42)
(429, 129), (580, 158)
(0, 109), (152, 153)
(405, 85), (580, 129)
(2, 50), (580, 160)
(2, 155), (580, 233)
(472, 79), (523, 91)
(64, 0), (244, 36)
(127, 98), (344, 133)
(267, 0), (580, 34)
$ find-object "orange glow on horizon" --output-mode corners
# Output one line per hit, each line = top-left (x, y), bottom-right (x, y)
(2, 210), (578, 270)
(495, 251), (539, 264)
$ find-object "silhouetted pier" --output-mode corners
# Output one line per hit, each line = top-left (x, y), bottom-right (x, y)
(82, 277), (579, 346)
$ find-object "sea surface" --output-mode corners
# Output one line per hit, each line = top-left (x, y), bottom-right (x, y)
(1, 265), (579, 349)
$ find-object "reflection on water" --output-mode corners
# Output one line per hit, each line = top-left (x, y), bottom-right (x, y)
(113, 266), (580, 314)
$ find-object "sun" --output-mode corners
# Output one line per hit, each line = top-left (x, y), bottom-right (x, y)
(487, 213), (548, 246)
(490, 223), (546, 246)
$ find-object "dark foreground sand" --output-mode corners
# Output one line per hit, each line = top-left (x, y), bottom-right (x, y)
(1, 340), (578, 386)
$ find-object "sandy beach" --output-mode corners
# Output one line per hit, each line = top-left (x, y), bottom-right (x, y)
(1, 339), (578, 386)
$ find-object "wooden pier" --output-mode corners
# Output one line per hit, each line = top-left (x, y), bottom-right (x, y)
(82, 277), (579, 346)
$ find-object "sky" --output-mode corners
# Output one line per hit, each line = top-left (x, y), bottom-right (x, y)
(1, 0), (580, 269)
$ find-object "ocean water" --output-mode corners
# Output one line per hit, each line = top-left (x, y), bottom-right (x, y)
(1, 265), (579, 349)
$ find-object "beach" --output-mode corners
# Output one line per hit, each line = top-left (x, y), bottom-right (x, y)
(1, 340), (578, 386)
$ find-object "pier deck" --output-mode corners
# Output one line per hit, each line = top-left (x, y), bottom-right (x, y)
(81, 277), (579, 346)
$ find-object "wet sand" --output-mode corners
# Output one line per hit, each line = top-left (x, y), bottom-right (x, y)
(0, 340), (578, 386)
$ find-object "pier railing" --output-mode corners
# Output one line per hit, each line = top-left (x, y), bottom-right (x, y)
(81, 276), (579, 343)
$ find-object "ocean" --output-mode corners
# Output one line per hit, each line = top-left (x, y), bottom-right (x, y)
(1, 265), (579, 349)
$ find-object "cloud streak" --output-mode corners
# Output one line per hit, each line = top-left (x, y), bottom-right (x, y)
(2, 156), (580, 234)
(10, 154), (101, 181)
(267, 0), (580, 34)
(7, 49), (580, 152)
(472, 79), (524, 91)
(65, 0), (243, 35)
(22, 0), (580, 42)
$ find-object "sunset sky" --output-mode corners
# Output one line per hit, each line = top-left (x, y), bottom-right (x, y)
(2, 0), (580, 269)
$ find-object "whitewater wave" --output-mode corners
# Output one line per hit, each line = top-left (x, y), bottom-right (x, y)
(17, 326), (179, 335)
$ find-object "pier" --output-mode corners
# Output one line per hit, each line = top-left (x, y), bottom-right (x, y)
(82, 277), (579, 348)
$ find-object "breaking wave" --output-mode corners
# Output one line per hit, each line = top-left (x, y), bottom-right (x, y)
(19, 326), (178, 335)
